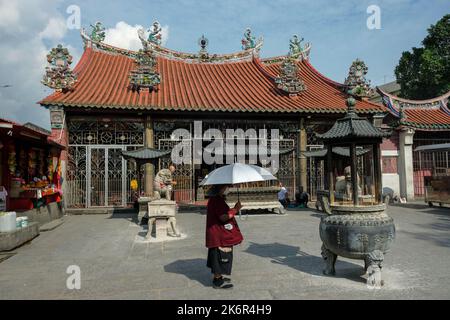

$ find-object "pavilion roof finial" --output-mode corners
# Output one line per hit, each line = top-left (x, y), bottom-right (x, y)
(198, 34), (210, 62)
(344, 59), (374, 98)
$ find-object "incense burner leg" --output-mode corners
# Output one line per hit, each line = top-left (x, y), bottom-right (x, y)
(365, 250), (384, 288)
(321, 244), (337, 276)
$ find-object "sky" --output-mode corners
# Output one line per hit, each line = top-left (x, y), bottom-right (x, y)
(0, 0), (448, 129)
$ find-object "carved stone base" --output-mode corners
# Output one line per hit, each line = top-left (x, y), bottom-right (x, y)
(146, 200), (181, 240)
(321, 244), (337, 276)
(137, 195), (159, 224)
(365, 250), (384, 288)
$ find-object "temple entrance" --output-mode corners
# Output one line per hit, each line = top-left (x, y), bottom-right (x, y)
(87, 146), (126, 207)
(67, 146), (143, 208)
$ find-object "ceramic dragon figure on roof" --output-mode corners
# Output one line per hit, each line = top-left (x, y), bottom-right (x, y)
(289, 35), (304, 57)
(90, 21), (106, 43)
(241, 28), (256, 50)
(148, 21), (162, 45)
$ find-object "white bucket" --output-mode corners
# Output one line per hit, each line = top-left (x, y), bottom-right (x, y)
(21, 217), (29, 228)
(16, 217), (23, 229)
(0, 212), (17, 233)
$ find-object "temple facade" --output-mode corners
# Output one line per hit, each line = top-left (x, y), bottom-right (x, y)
(377, 89), (450, 200)
(39, 21), (447, 209)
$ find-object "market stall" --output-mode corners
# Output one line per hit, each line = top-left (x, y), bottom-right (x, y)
(0, 119), (64, 212)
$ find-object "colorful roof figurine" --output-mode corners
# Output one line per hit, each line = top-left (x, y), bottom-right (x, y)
(377, 87), (450, 131)
(39, 23), (384, 115)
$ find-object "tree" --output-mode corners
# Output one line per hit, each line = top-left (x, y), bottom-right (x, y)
(395, 14), (450, 99)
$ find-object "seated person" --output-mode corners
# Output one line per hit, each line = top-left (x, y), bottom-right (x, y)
(295, 186), (309, 208)
(278, 183), (290, 208)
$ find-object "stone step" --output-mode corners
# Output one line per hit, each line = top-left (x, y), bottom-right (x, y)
(0, 223), (40, 252)
(40, 218), (65, 232)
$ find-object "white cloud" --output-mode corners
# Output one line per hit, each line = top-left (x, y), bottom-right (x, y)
(0, 0), (70, 128)
(104, 21), (169, 51)
(0, 1), (20, 28)
(39, 17), (67, 40)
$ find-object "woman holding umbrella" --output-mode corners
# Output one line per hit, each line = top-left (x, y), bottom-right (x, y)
(206, 184), (243, 289)
(201, 163), (277, 289)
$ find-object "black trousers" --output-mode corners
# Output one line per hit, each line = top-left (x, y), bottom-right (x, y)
(207, 247), (233, 275)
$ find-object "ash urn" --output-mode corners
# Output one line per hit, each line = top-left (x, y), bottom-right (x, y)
(316, 93), (395, 288)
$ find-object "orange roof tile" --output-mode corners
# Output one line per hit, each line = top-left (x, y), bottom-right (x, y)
(40, 46), (384, 114)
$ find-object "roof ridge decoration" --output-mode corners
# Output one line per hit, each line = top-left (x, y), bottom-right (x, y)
(242, 28), (257, 50)
(90, 21), (106, 43)
(81, 21), (264, 63)
(275, 56), (307, 96)
(343, 59), (374, 98)
(128, 49), (161, 93)
(147, 21), (162, 45)
(377, 87), (450, 115)
(42, 44), (77, 92)
(198, 34), (210, 62)
(261, 36), (312, 65)
(135, 21), (264, 63)
(274, 36), (309, 96)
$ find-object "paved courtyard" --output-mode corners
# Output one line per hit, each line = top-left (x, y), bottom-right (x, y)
(1, 203), (449, 300)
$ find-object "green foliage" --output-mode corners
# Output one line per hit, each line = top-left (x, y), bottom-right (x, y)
(395, 14), (450, 99)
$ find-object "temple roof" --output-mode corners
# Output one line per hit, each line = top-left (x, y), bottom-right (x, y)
(39, 34), (384, 115)
(377, 88), (450, 131)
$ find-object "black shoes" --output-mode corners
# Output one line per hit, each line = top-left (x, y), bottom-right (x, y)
(213, 277), (233, 289)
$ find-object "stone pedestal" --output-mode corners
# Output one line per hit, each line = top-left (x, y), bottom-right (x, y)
(146, 199), (181, 240)
(138, 197), (154, 223)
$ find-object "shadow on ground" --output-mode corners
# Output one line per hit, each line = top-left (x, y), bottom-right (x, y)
(244, 242), (366, 284)
(392, 203), (450, 248)
(164, 259), (212, 287)
(107, 211), (139, 224)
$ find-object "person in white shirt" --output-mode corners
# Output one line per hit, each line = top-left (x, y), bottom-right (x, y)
(278, 183), (290, 208)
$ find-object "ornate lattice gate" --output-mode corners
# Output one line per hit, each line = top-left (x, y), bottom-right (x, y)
(66, 120), (144, 208)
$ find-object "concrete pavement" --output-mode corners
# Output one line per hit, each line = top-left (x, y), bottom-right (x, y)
(0, 203), (449, 300)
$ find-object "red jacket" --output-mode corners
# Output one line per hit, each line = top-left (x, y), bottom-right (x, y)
(205, 195), (244, 249)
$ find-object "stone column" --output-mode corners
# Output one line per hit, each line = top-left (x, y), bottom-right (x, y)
(144, 115), (155, 196)
(399, 128), (415, 201)
(298, 118), (308, 192)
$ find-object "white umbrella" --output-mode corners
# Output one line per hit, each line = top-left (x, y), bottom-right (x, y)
(200, 163), (278, 220)
(199, 163), (277, 186)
